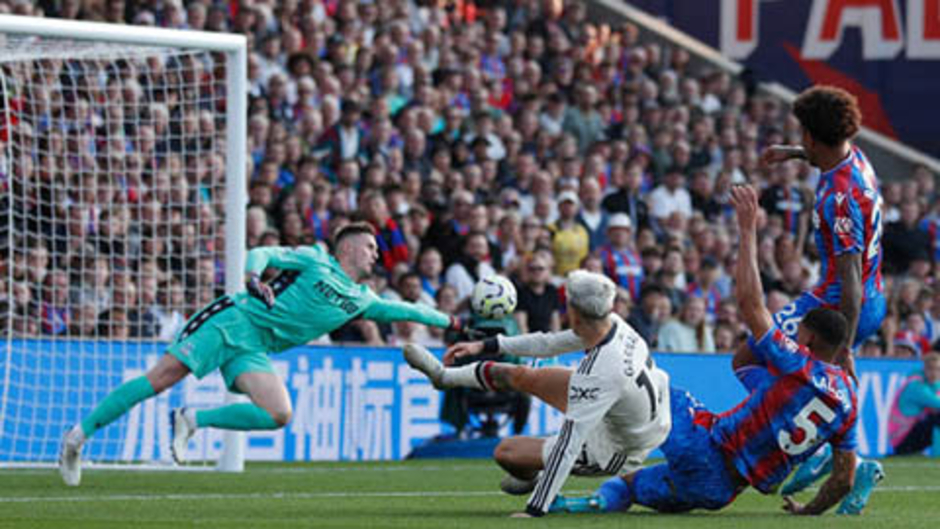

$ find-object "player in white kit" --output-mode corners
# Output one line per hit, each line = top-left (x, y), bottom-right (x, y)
(404, 270), (671, 517)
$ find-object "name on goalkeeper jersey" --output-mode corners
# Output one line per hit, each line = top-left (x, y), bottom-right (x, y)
(314, 280), (359, 314)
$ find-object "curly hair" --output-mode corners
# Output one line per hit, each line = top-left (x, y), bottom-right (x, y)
(792, 86), (862, 147)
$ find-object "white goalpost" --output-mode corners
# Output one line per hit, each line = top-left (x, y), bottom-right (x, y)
(0, 15), (247, 471)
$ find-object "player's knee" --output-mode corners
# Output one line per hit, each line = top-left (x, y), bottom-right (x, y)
(269, 408), (292, 428)
(493, 439), (519, 467)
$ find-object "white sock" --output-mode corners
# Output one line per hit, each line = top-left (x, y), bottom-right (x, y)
(184, 408), (198, 430)
(441, 362), (490, 390)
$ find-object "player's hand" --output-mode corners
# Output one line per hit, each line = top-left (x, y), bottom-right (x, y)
(760, 145), (804, 167)
(509, 512), (534, 518)
(246, 273), (275, 309)
(443, 341), (485, 366)
(730, 185), (759, 230)
(782, 496), (809, 515)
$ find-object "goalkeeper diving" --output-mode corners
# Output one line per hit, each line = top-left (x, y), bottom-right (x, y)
(59, 222), (461, 486)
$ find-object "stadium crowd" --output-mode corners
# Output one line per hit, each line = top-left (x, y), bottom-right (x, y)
(1, 0), (939, 358)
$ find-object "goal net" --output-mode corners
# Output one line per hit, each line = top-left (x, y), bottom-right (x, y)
(0, 16), (246, 469)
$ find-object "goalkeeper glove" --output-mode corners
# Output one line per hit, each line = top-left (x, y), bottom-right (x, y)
(246, 273), (275, 309)
(447, 315), (465, 333)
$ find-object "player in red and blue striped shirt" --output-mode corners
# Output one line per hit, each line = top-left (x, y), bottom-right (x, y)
(551, 186), (859, 516)
(734, 87), (885, 514)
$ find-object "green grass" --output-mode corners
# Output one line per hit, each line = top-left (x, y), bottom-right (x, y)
(0, 458), (936, 528)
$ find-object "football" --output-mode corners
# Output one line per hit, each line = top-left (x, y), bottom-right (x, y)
(470, 275), (517, 319)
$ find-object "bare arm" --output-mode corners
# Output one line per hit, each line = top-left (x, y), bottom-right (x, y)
(731, 186), (774, 339)
(836, 252), (863, 351)
(784, 449), (856, 515)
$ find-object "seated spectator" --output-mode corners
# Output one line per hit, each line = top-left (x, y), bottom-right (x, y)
(628, 285), (672, 347)
(889, 352), (940, 455)
(685, 256), (722, 324)
(598, 213), (644, 302)
(153, 278), (186, 341)
(514, 254), (561, 334)
(549, 190), (589, 276)
(397, 272), (436, 308)
(576, 177), (609, 251)
(884, 201), (930, 276)
(41, 270), (70, 335)
(657, 295), (715, 353)
(444, 231), (496, 313)
(893, 328), (930, 358)
(648, 166), (692, 223)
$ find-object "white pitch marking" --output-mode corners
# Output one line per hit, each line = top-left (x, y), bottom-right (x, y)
(2, 486), (940, 504)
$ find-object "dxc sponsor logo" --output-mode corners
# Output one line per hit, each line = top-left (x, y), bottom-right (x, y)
(569, 386), (601, 403)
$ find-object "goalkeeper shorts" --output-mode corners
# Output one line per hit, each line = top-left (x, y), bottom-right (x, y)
(166, 295), (277, 392)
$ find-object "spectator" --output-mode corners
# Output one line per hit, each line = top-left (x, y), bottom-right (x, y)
(562, 85), (605, 154)
(598, 213), (644, 302)
(514, 254), (561, 334)
(549, 190), (589, 276)
(41, 270), (70, 335)
(576, 177), (609, 251)
(628, 285), (672, 347)
(416, 248), (444, 300)
(603, 163), (650, 231)
(657, 296), (715, 353)
(648, 165), (693, 223)
(884, 201), (931, 276)
(361, 191), (409, 274)
(685, 256), (722, 324)
(444, 231), (496, 312)
(888, 352), (940, 455)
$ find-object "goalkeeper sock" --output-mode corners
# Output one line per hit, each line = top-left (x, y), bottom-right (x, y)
(441, 361), (495, 391)
(195, 403), (280, 430)
(80, 376), (156, 437)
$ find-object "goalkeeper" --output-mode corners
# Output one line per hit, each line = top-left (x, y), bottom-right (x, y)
(59, 222), (460, 486)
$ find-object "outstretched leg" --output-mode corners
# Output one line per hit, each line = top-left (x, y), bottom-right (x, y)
(60, 354), (190, 486)
(171, 370), (291, 463)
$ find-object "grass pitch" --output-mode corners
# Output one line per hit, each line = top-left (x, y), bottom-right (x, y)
(0, 457), (936, 528)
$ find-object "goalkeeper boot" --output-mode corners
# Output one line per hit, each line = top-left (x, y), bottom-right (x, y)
(403, 343), (445, 389)
(781, 443), (833, 495)
(500, 474), (538, 496)
(549, 494), (607, 514)
(58, 426), (85, 487)
(170, 408), (197, 464)
(836, 460), (885, 515)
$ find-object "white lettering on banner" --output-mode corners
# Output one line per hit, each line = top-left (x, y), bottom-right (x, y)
(872, 372), (903, 455)
(857, 371), (904, 456)
(290, 356), (342, 460)
(721, 0), (940, 59)
(398, 365), (442, 458)
(908, 0), (940, 58)
(364, 362), (394, 460)
(343, 360), (395, 460)
(342, 358), (367, 460)
(721, 0), (758, 59)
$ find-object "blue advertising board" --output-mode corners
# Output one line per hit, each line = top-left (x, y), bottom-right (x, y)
(626, 0), (940, 157)
(0, 339), (923, 463)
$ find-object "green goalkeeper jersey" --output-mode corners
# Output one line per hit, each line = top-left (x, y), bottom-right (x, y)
(233, 245), (451, 352)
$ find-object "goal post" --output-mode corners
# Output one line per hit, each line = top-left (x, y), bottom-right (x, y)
(0, 15), (247, 471)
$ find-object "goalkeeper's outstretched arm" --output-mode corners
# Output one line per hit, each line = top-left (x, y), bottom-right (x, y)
(362, 297), (458, 330)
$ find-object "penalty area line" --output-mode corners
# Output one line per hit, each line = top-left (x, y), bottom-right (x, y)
(3, 486), (940, 504)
